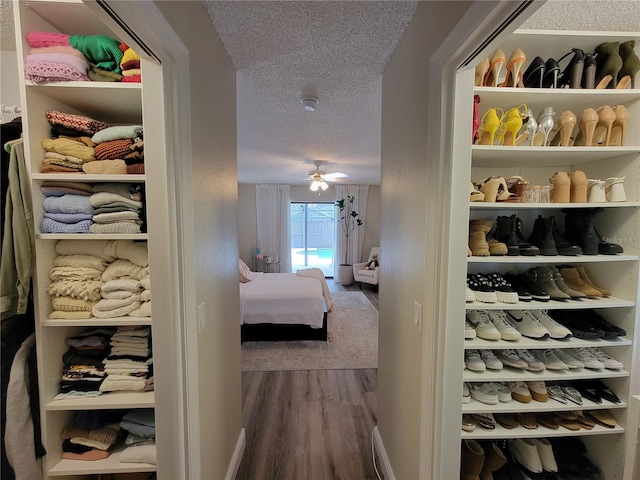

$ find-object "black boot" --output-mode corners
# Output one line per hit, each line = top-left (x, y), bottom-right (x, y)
(550, 216), (582, 255)
(494, 215), (519, 256)
(529, 215), (557, 256)
(562, 208), (599, 255)
(514, 216), (540, 256)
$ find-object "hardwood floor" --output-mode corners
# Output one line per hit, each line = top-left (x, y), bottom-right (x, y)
(237, 281), (380, 480)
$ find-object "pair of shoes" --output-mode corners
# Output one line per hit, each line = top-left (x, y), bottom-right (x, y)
(505, 310), (550, 339)
(525, 266), (583, 300)
(466, 274), (518, 304)
(595, 40), (639, 89)
(588, 176), (627, 202)
(547, 383), (583, 404)
(574, 104), (629, 146)
(480, 176), (522, 201)
(468, 219), (507, 255)
(515, 349), (546, 372)
(528, 216), (583, 255)
(481, 49), (507, 87)
(562, 207), (623, 255)
(549, 437), (605, 479)
(468, 381), (511, 404)
(548, 311), (608, 339)
(576, 379), (622, 404)
(466, 310), (521, 340)
(558, 266), (610, 297)
(503, 272), (547, 301)
(461, 440), (510, 480)
(531, 348), (569, 370)
(494, 215), (540, 256)
(570, 346), (623, 370)
(494, 349), (528, 370)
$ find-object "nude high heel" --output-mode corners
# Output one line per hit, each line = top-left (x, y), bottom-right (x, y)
(502, 49), (526, 88)
(574, 108), (598, 146)
(593, 105), (616, 146)
(548, 110), (577, 146)
(587, 179), (606, 203)
(477, 108), (503, 145)
(610, 104), (630, 146)
(475, 57), (490, 86)
(484, 50), (506, 87)
(604, 177), (627, 202)
(569, 170), (588, 203)
(549, 171), (571, 203)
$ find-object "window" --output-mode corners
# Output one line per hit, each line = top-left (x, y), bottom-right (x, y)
(290, 202), (335, 276)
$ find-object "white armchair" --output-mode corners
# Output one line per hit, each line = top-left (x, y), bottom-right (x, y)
(353, 247), (380, 288)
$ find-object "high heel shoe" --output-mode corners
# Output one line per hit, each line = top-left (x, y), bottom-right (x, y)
(502, 49), (526, 88)
(549, 171), (571, 203)
(506, 176), (529, 200)
(515, 107), (538, 146)
(481, 176), (519, 202)
(616, 75), (632, 89)
(574, 108), (599, 146)
(582, 53), (597, 89)
(472, 95), (481, 143)
(558, 48), (585, 89)
(536, 107), (555, 146)
(496, 104), (527, 146)
(476, 108), (503, 145)
(542, 58), (561, 88)
(570, 170), (588, 203)
(548, 110), (577, 146)
(587, 179), (606, 203)
(596, 74), (613, 89)
(604, 177), (627, 202)
(593, 105), (616, 146)
(484, 50), (506, 87)
(522, 56), (545, 88)
(619, 40), (639, 88)
(475, 57), (490, 87)
(595, 42), (623, 89)
(610, 104), (630, 146)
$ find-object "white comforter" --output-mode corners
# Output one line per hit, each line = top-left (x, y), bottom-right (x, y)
(239, 272), (327, 328)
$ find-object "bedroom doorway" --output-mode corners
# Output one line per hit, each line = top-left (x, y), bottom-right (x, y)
(290, 202), (335, 277)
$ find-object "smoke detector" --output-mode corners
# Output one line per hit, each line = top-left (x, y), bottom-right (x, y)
(301, 96), (319, 112)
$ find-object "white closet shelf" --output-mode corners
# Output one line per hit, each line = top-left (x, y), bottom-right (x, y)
(464, 336), (632, 350)
(32, 174), (146, 182)
(460, 423), (624, 440)
(41, 317), (152, 327)
(463, 367), (628, 383)
(470, 202), (640, 210)
(48, 444), (156, 476)
(37, 233), (149, 240)
(468, 254), (638, 263)
(45, 391), (154, 411)
(463, 397), (626, 414)
(466, 296), (635, 310)
(471, 146), (639, 167)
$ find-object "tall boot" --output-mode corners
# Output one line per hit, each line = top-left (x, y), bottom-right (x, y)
(529, 215), (557, 256)
(514, 216), (540, 256)
(550, 216), (582, 255)
(479, 442), (507, 480)
(470, 219), (508, 256)
(461, 439), (485, 480)
(469, 221), (490, 256)
(562, 208), (599, 255)
(494, 216), (519, 256)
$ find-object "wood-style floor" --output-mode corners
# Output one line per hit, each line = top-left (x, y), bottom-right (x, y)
(237, 281), (380, 480)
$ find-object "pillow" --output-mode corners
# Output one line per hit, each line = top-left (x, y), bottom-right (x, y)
(239, 259), (252, 283)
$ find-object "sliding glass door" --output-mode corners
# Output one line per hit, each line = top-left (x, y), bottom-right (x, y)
(290, 202), (335, 276)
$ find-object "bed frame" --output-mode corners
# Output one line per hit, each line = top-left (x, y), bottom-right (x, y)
(240, 311), (328, 342)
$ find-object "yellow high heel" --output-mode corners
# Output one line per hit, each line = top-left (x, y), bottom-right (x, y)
(475, 57), (490, 86)
(496, 104), (527, 146)
(484, 50), (506, 87)
(477, 108), (503, 145)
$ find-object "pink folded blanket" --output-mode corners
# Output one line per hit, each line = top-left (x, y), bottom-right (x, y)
(27, 31), (70, 48)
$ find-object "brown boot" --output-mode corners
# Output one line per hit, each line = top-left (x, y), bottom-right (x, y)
(470, 220), (507, 256)
(559, 267), (603, 298)
(479, 442), (507, 480)
(461, 439), (485, 480)
(469, 221), (490, 256)
(576, 265), (611, 297)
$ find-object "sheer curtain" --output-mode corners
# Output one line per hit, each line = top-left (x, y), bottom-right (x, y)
(334, 185), (368, 279)
(255, 184), (292, 273)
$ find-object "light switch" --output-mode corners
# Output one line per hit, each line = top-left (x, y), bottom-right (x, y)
(197, 302), (206, 333)
(414, 301), (422, 330)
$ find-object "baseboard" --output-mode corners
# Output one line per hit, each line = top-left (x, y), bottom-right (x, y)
(372, 426), (395, 480)
(225, 428), (245, 480)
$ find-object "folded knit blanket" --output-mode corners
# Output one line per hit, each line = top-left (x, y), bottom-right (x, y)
(51, 124), (85, 137)
(41, 218), (92, 234)
(93, 205), (140, 215)
(122, 408), (155, 427)
(120, 45), (141, 66)
(140, 290), (151, 302)
(99, 377), (145, 392)
(119, 444), (156, 465)
(63, 423), (120, 450)
(48, 280), (103, 302)
(25, 51), (88, 74)
(92, 126), (143, 144)
(102, 290), (137, 300)
(44, 212), (93, 223)
(49, 265), (104, 281)
(120, 421), (154, 438)
(49, 310), (93, 320)
(129, 301), (151, 317)
(110, 338), (148, 348)
(93, 212), (142, 224)
(55, 240), (116, 261)
(90, 223), (142, 234)
(41, 181), (94, 196)
(94, 139), (134, 160)
(112, 325), (150, 338)
(25, 58), (89, 83)
(88, 64), (123, 82)
(46, 110), (109, 136)
(27, 31), (70, 48)
(51, 296), (95, 313)
(139, 277), (151, 290)
(42, 137), (96, 162)
(82, 160), (127, 175)
(92, 301), (140, 318)
(102, 259), (148, 281)
(44, 194), (93, 215)
(90, 191), (142, 210)
(30, 45), (86, 59)
(121, 59), (140, 71)
(44, 151), (87, 165)
(102, 279), (141, 294)
(92, 183), (143, 200)
(122, 68), (142, 77)
(93, 295), (141, 311)
(54, 254), (108, 270)
(122, 75), (141, 83)
(40, 164), (82, 173)
(69, 35), (123, 73)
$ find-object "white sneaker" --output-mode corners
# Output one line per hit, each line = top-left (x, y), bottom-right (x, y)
(506, 310), (550, 339)
(587, 347), (623, 369)
(506, 381), (532, 403)
(567, 348), (604, 370)
(465, 349), (486, 372)
(532, 438), (558, 472)
(526, 381), (548, 402)
(479, 349), (503, 370)
(466, 310), (501, 341)
(552, 349), (584, 369)
(487, 310), (522, 341)
(530, 310), (572, 339)
(466, 286), (476, 303)
(516, 349), (546, 372)
(493, 349), (528, 369)
(531, 349), (568, 370)
(487, 382), (511, 402)
(509, 438), (543, 473)
(469, 383), (499, 405)
(465, 320), (476, 340)
(463, 382), (471, 404)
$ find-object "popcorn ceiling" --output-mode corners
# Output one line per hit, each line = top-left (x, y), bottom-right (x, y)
(1, 0), (16, 51)
(522, 0), (640, 31)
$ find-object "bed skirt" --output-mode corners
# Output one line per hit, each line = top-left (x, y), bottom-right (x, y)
(241, 312), (328, 343)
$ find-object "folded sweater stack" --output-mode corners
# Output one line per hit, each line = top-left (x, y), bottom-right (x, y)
(87, 125), (145, 175)
(89, 183), (145, 234)
(100, 326), (152, 393)
(119, 42), (142, 83)
(59, 327), (115, 394)
(119, 408), (157, 465)
(61, 410), (124, 460)
(40, 181), (94, 233)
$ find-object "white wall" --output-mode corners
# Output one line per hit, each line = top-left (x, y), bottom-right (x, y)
(238, 184), (381, 271)
(1, 50), (22, 118)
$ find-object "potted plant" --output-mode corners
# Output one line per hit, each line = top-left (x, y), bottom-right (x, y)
(335, 195), (363, 285)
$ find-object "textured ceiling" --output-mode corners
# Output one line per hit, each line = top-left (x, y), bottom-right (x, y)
(0, 1), (15, 51)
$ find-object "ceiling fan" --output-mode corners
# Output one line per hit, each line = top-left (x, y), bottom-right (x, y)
(308, 160), (349, 191)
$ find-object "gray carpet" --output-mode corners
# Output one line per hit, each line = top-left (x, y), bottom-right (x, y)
(241, 291), (378, 371)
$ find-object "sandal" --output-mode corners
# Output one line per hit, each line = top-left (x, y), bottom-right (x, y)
(506, 176), (529, 200)
(469, 182), (485, 202)
(481, 176), (520, 202)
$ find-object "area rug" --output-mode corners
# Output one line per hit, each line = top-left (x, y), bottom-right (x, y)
(241, 291), (378, 371)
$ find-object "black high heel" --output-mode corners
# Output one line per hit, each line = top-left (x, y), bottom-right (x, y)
(558, 48), (585, 89)
(582, 53), (597, 89)
(542, 58), (561, 88)
(523, 56), (545, 88)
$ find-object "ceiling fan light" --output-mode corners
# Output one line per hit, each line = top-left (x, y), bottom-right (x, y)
(320, 181), (329, 191)
(310, 180), (320, 191)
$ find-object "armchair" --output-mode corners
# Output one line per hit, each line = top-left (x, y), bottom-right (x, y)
(353, 247), (380, 288)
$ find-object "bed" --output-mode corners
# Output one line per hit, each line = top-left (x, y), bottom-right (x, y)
(239, 269), (332, 342)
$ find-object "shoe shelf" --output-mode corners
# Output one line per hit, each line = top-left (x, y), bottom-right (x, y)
(463, 397), (626, 414)
(464, 336), (632, 350)
(460, 423), (625, 440)
(471, 146), (639, 167)
(465, 296), (635, 310)
(468, 254), (638, 263)
(470, 201), (640, 210)
(47, 443), (156, 476)
(44, 391), (155, 411)
(463, 367), (629, 383)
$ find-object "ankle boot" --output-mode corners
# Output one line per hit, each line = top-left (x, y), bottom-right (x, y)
(562, 208), (599, 255)
(461, 439), (485, 480)
(529, 266), (571, 300)
(550, 216), (582, 255)
(595, 41), (623, 89)
(576, 265), (611, 297)
(479, 442), (507, 480)
(470, 219), (508, 256)
(619, 40), (639, 88)
(469, 221), (491, 256)
(558, 266), (603, 298)
(550, 265), (586, 298)
(494, 216), (519, 256)
(529, 215), (557, 256)
(514, 216), (540, 256)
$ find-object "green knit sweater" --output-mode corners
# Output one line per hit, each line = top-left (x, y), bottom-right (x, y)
(69, 35), (123, 73)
